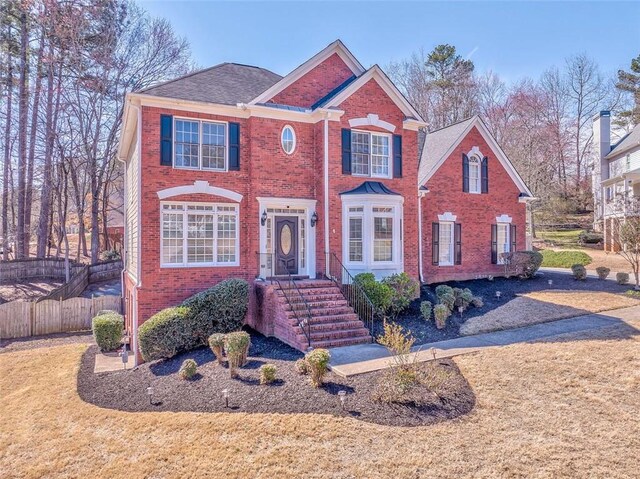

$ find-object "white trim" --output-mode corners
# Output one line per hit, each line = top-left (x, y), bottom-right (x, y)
(322, 65), (426, 123)
(350, 129), (393, 179)
(467, 148), (483, 194)
(496, 214), (513, 224)
(324, 116), (330, 274)
(438, 221), (455, 267)
(438, 212), (457, 222)
(349, 114), (396, 133)
(256, 197), (317, 278)
(249, 40), (365, 105)
(136, 103), (142, 287)
(281, 124), (297, 155)
(172, 116), (229, 172)
(157, 181), (243, 203)
(419, 116), (533, 197)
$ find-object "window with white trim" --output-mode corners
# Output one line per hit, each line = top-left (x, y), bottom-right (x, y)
(161, 203), (238, 267)
(373, 207), (393, 262)
(281, 125), (296, 154)
(469, 155), (481, 193)
(348, 207), (364, 262)
(351, 131), (391, 178)
(496, 222), (510, 264)
(438, 221), (454, 266)
(345, 204), (399, 264)
(174, 119), (227, 170)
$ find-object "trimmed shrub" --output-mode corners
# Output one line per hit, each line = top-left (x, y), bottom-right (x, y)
(440, 292), (456, 311)
(92, 311), (124, 352)
(260, 364), (277, 385)
(354, 273), (393, 314)
(471, 296), (484, 308)
(208, 333), (226, 364)
(305, 348), (331, 387)
(571, 264), (587, 280)
(420, 301), (432, 321)
(454, 288), (473, 311)
(382, 272), (419, 317)
(617, 272), (630, 285)
(181, 278), (249, 341)
(178, 359), (197, 380)
(295, 358), (309, 375)
(578, 231), (603, 244)
(138, 307), (193, 361)
(541, 250), (592, 268)
(224, 331), (251, 378)
(595, 266), (611, 280)
(519, 251), (544, 279)
(435, 284), (454, 300)
(434, 304), (451, 329)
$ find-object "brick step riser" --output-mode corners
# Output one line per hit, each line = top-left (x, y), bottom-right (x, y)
(284, 300), (349, 311)
(285, 307), (355, 318)
(287, 313), (361, 324)
(284, 294), (345, 303)
(309, 336), (373, 349)
(276, 288), (342, 298)
(276, 281), (335, 290)
(293, 320), (368, 333)
(308, 329), (371, 341)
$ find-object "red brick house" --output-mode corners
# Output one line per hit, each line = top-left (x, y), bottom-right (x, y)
(117, 40), (532, 361)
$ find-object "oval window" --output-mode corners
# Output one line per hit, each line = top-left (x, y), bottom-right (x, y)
(280, 224), (292, 255)
(281, 125), (296, 155)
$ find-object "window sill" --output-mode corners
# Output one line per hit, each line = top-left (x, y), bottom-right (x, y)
(160, 262), (240, 269)
(173, 166), (228, 173)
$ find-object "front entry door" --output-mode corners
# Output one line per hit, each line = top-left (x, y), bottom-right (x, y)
(275, 216), (298, 275)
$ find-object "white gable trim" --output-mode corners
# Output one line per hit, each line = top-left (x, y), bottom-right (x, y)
(420, 116), (533, 196)
(157, 181), (243, 202)
(349, 114), (396, 133)
(496, 214), (512, 223)
(438, 212), (457, 222)
(249, 40), (365, 105)
(323, 65), (426, 123)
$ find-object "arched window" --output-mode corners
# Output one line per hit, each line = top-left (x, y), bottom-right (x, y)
(468, 155), (481, 193)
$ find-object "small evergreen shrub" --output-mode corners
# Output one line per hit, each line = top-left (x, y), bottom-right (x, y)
(434, 304), (451, 329)
(440, 292), (456, 311)
(571, 264), (587, 280)
(517, 251), (543, 279)
(259, 364), (277, 385)
(101, 249), (121, 261)
(178, 359), (197, 380)
(454, 288), (473, 311)
(305, 348), (331, 387)
(208, 333), (226, 364)
(138, 307), (192, 361)
(617, 272), (630, 285)
(224, 331), (251, 378)
(471, 296), (484, 308)
(382, 272), (419, 317)
(295, 358), (309, 375)
(595, 266), (611, 280)
(435, 285), (454, 300)
(578, 231), (603, 244)
(91, 311), (124, 351)
(354, 273), (393, 314)
(420, 301), (432, 321)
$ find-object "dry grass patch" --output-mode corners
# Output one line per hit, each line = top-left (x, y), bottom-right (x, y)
(461, 290), (640, 335)
(1, 324), (640, 478)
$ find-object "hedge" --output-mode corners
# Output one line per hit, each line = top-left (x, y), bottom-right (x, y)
(138, 307), (193, 361)
(92, 311), (124, 351)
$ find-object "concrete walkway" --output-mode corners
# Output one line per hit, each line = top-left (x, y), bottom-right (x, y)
(328, 304), (640, 377)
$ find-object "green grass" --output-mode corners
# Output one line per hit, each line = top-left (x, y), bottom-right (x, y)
(541, 250), (592, 268)
(625, 290), (640, 298)
(537, 229), (585, 247)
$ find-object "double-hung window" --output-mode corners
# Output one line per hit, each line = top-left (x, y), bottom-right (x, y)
(345, 204), (400, 267)
(174, 119), (227, 170)
(373, 207), (394, 262)
(351, 131), (391, 178)
(438, 222), (454, 266)
(468, 155), (481, 193)
(496, 223), (510, 264)
(161, 203), (239, 267)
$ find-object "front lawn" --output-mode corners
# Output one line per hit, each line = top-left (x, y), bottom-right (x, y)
(2, 325), (639, 477)
(541, 249), (592, 268)
(537, 228), (585, 247)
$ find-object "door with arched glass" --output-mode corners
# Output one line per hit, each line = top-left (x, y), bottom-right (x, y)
(275, 216), (298, 275)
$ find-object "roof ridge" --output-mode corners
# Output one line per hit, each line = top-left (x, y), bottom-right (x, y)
(427, 115), (477, 135)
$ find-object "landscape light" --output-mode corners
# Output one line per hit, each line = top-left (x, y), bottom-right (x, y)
(548, 279), (553, 286)
(146, 387), (154, 405)
(337, 390), (347, 410)
(430, 348), (437, 360)
(458, 305), (464, 317)
(495, 291), (502, 299)
(222, 389), (230, 408)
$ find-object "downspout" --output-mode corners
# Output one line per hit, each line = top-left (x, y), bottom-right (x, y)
(323, 114), (330, 276)
(417, 191), (424, 283)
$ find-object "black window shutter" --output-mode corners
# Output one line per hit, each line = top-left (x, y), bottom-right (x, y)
(160, 114), (173, 166)
(462, 154), (469, 192)
(510, 224), (517, 252)
(455, 223), (462, 265)
(432, 223), (439, 265)
(491, 224), (498, 264)
(229, 122), (240, 171)
(481, 156), (489, 194)
(393, 134), (402, 178)
(342, 128), (351, 174)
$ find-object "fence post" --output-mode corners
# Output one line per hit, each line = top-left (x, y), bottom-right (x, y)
(29, 301), (35, 337)
(59, 296), (63, 332)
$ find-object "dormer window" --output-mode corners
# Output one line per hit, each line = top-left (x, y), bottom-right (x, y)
(351, 130), (391, 178)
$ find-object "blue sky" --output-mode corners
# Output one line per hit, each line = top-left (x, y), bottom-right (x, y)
(139, 1), (639, 83)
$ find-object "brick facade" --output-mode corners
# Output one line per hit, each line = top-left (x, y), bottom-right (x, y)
(421, 126), (527, 283)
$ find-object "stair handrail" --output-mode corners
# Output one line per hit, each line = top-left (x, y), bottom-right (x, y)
(325, 252), (376, 337)
(273, 259), (313, 349)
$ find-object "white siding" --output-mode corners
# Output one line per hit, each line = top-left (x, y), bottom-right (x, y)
(609, 146), (640, 177)
(125, 139), (139, 280)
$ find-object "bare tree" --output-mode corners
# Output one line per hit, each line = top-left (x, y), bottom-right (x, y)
(611, 213), (640, 289)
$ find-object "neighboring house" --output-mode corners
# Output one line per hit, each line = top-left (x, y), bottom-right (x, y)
(117, 40), (531, 360)
(418, 117), (533, 283)
(592, 112), (640, 251)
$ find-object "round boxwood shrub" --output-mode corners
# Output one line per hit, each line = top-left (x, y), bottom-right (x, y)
(596, 266), (611, 280)
(138, 306), (193, 362)
(519, 250), (543, 279)
(208, 333), (226, 364)
(181, 278), (249, 340)
(224, 331), (251, 378)
(434, 304), (451, 329)
(617, 272), (630, 285)
(91, 311), (124, 352)
(571, 264), (587, 280)
(305, 348), (331, 387)
(420, 301), (432, 321)
(260, 364), (277, 385)
(179, 359), (197, 380)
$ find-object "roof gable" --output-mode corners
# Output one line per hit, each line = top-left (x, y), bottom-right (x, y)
(605, 123), (640, 160)
(249, 40), (365, 106)
(418, 116), (532, 196)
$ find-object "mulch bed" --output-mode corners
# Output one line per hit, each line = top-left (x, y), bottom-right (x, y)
(77, 330), (475, 427)
(0, 331), (93, 354)
(384, 270), (634, 345)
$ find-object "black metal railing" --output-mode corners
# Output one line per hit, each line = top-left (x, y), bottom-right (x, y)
(325, 252), (376, 337)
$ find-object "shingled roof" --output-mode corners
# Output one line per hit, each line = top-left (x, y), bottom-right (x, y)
(139, 63), (282, 105)
(605, 123), (640, 160)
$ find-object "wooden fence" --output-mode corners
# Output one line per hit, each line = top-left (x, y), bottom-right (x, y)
(0, 258), (84, 282)
(0, 295), (122, 339)
(88, 260), (123, 283)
